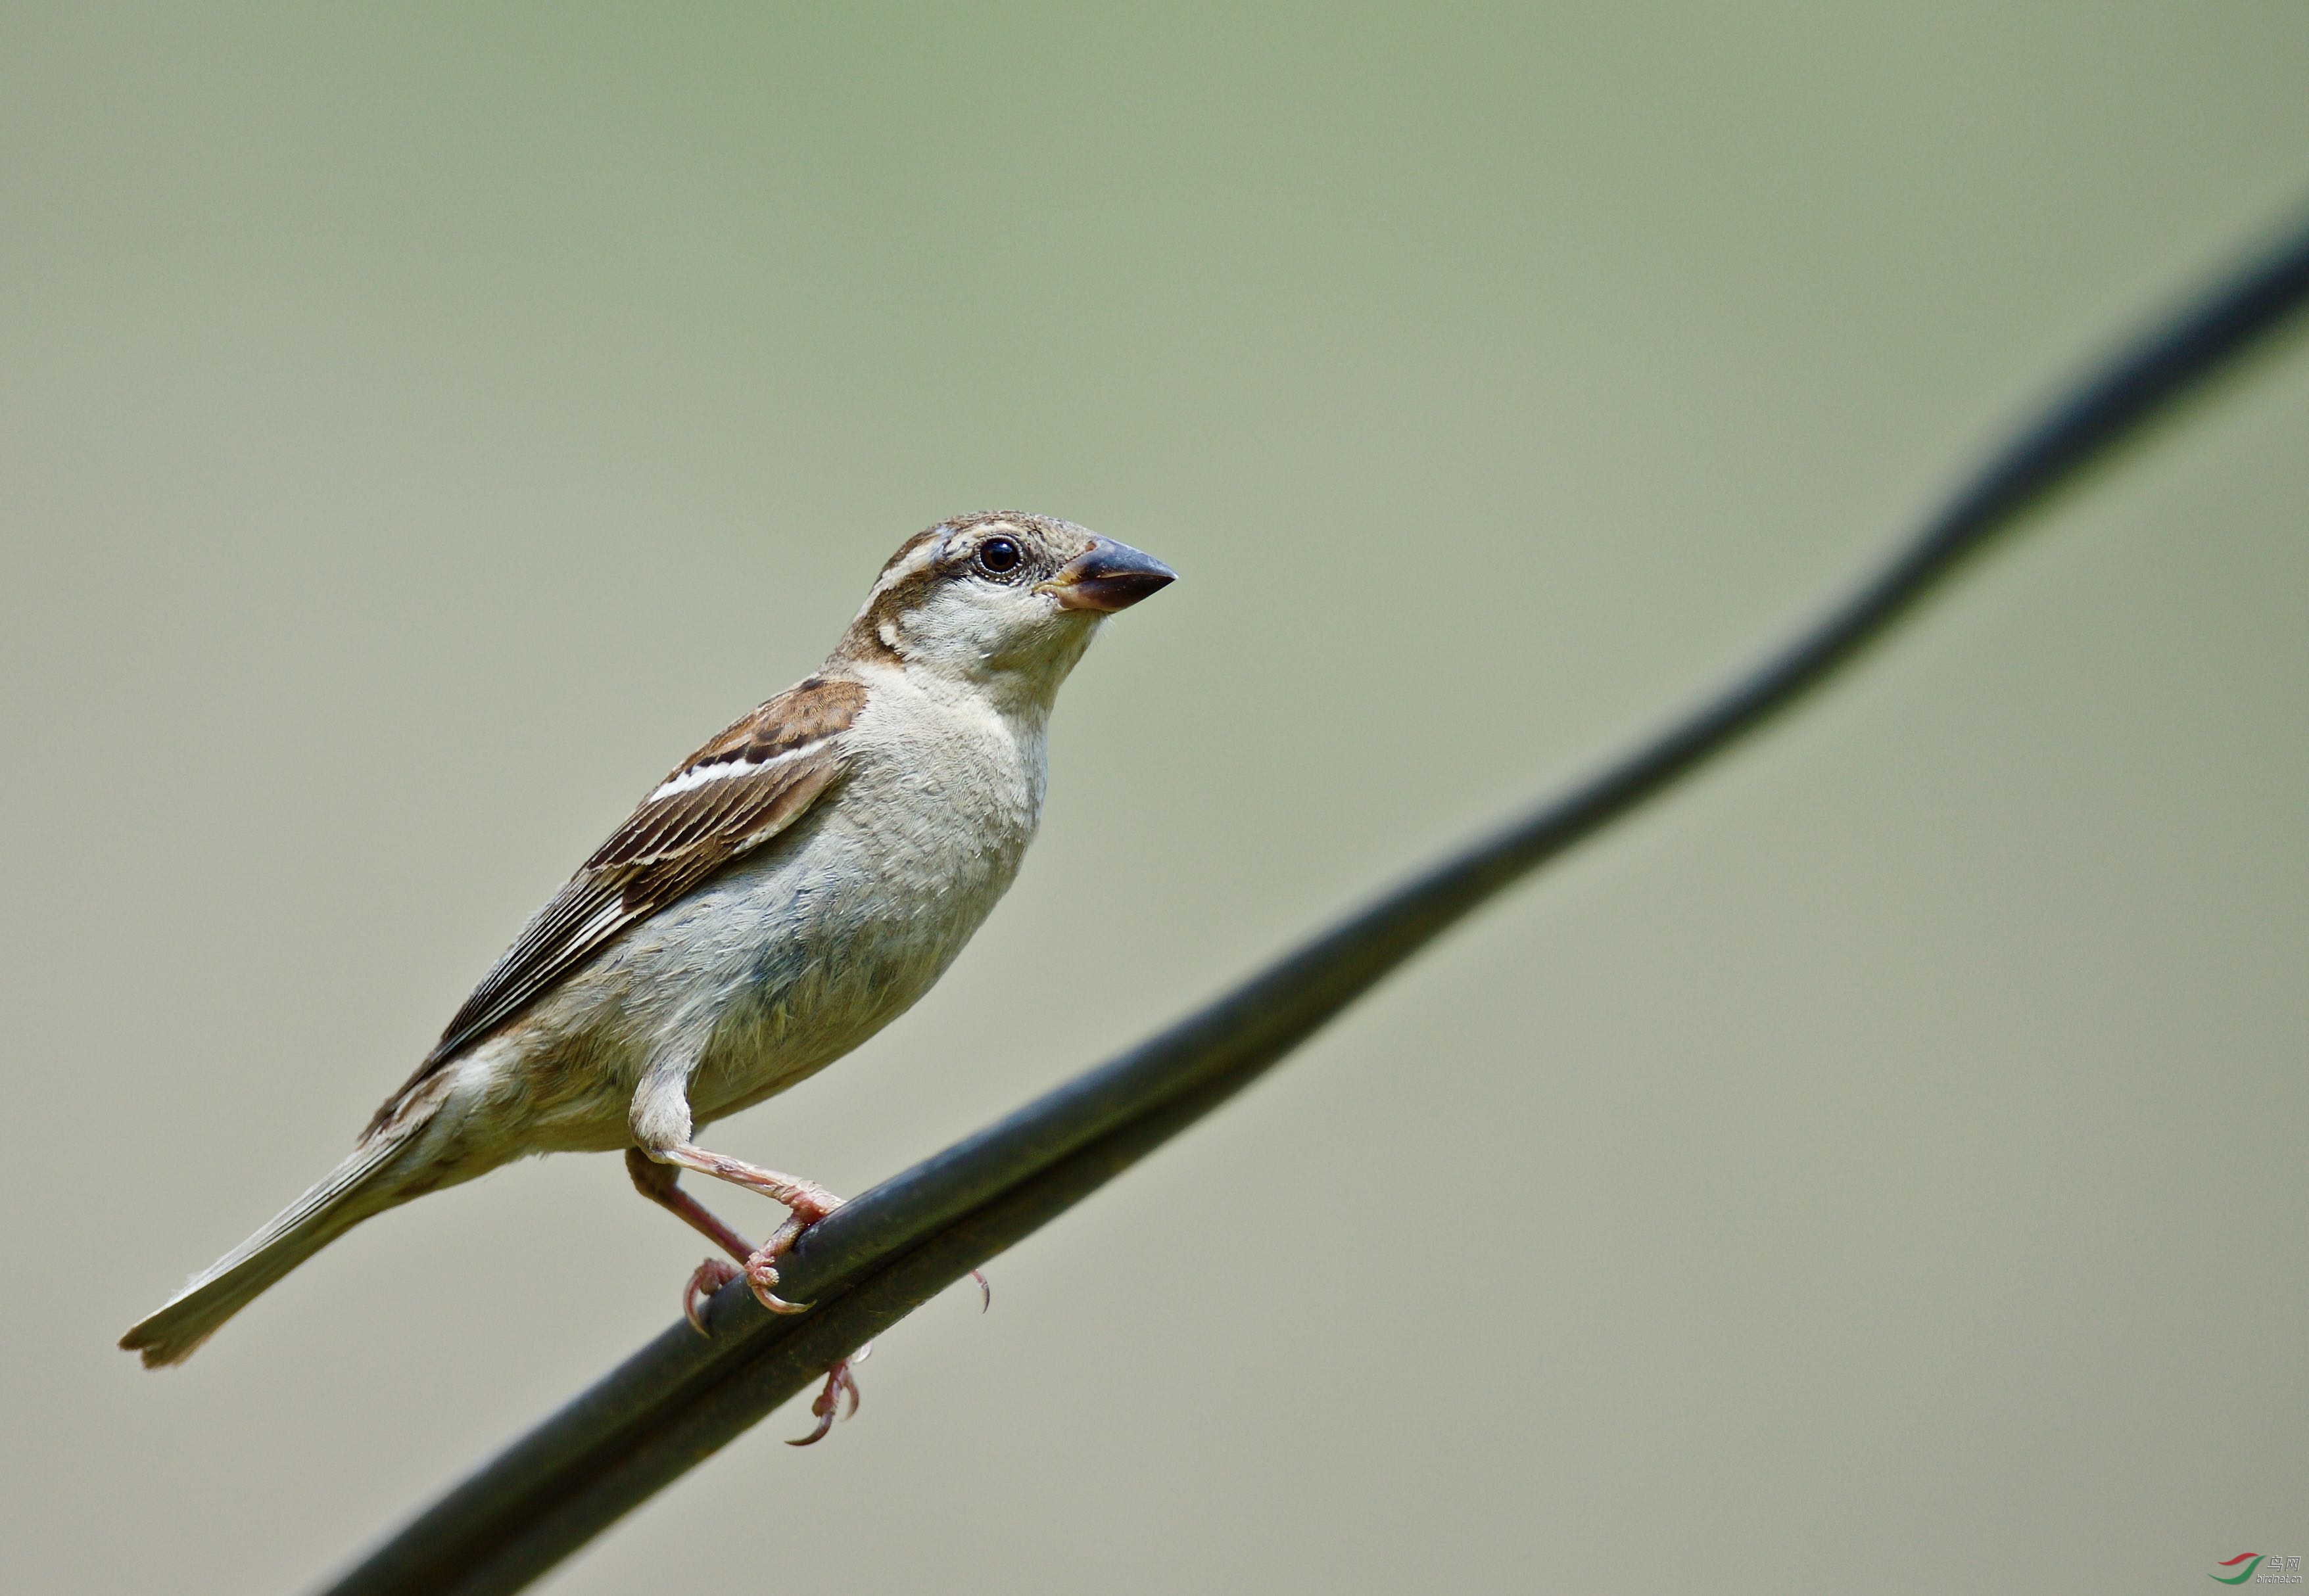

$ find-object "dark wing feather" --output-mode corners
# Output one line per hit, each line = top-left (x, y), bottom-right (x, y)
(368, 678), (867, 1130)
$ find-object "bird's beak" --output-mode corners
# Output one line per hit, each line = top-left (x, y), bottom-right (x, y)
(1039, 538), (1178, 613)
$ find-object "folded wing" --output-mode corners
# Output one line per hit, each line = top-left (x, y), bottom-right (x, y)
(368, 676), (867, 1131)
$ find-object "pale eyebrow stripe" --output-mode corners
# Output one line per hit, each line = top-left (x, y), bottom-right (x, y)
(858, 533), (953, 609)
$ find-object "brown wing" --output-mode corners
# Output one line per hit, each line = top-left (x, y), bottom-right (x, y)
(368, 677), (867, 1129)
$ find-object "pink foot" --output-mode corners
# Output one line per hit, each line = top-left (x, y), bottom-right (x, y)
(684, 1257), (742, 1334)
(788, 1355), (865, 1446)
(741, 1201), (838, 1315)
(742, 1248), (812, 1315)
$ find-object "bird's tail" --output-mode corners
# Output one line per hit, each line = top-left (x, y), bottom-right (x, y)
(120, 1119), (425, 1368)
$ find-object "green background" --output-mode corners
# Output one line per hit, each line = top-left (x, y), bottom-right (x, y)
(4, 5), (2304, 1591)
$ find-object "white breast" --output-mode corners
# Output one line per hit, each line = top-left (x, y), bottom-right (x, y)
(674, 665), (1051, 1123)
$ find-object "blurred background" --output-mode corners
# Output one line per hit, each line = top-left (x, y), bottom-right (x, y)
(4, 5), (2305, 1592)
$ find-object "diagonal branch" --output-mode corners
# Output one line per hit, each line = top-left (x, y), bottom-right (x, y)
(314, 205), (2309, 1596)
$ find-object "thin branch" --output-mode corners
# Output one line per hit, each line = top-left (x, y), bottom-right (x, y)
(314, 206), (2309, 1596)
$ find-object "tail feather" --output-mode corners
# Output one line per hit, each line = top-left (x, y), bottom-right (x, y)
(120, 1127), (418, 1368)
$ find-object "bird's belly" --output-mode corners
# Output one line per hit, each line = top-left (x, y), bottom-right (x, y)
(661, 800), (1029, 1128)
(469, 699), (1043, 1157)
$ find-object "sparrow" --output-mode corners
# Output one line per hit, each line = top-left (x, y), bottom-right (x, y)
(121, 512), (1175, 1440)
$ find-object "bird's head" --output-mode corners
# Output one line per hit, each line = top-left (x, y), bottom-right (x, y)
(833, 512), (1176, 708)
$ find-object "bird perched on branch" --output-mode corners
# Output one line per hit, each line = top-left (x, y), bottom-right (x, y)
(121, 513), (1175, 1440)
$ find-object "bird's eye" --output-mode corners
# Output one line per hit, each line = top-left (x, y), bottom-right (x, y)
(976, 537), (1023, 576)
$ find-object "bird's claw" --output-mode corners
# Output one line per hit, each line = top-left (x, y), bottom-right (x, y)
(744, 1252), (811, 1315)
(739, 1204), (832, 1315)
(972, 1268), (991, 1311)
(683, 1257), (742, 1334)
(787, 1355), (864, 1446)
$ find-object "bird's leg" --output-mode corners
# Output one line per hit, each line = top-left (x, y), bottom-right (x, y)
(631, 1143), (972, 1443)
(657, 1143), (844, 1314)
(655, 1143), (868, 1434)
(624, 1149), (759, 1333)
